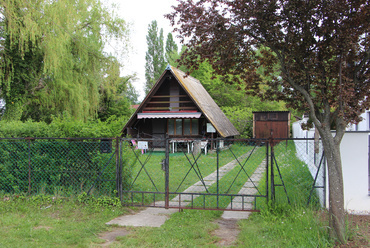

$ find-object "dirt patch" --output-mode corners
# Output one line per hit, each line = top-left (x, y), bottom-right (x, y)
(212, 219), (240, 247)
(99, 228), (130, 247)
(335, 214), (370, 248)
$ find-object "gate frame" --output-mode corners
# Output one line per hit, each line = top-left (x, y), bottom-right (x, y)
(118, 137), (270, 212)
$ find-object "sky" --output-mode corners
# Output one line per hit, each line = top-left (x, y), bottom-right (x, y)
(107, 0), (181, 100)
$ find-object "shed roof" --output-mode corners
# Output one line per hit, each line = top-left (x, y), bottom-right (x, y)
(122, 66), (239, 137)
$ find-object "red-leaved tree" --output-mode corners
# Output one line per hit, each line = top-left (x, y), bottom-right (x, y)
(167, 0), (370, 243)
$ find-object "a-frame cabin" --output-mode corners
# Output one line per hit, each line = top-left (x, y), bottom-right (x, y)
(122, 66), (239, 147)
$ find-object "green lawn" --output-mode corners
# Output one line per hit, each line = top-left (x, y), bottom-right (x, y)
(0, 195), (333, 248)
(0, 140), (334, 247)
(0, 194), (127, 248)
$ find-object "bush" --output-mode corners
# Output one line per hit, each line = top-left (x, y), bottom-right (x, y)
(0, 114), (128, 138)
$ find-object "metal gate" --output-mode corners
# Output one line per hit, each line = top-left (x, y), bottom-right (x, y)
(119, 138), (269, 212)
(118, 137), (326, 211)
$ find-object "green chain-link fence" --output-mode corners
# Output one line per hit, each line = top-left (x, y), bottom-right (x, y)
(0, 138), (119, 196)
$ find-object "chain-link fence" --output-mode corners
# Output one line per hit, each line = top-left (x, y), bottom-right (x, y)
(0, 138), (119, 196)
(0, 137), (326, 209)
(270, 138), (325, 207)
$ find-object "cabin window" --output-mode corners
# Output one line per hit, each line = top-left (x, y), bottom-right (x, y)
(184, 119), (191, 135)
(168, 119), (175, 135)
(168, 119), (199, 136)
(192, 119), (199, 134)
(176, 119), (182, 135)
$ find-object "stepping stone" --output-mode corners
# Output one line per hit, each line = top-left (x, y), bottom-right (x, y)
(222, 211), (252, 219)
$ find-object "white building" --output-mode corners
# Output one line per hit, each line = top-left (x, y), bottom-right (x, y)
(292, 112), (370, 214)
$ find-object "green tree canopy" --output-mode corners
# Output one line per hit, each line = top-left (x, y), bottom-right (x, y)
(167, 0), (370, 242)
(144, 20), (166, 94)
(0, 0), (129, 122)
(165, 33), (179, 65)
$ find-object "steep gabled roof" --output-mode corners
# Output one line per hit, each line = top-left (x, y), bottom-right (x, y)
(122, 66), (239, 137)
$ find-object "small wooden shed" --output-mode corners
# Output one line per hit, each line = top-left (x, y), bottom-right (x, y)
(253, 111), (291, 139)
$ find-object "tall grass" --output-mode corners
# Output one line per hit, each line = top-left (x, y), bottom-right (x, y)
(255, 140), (321, 209)
(236, 206), (333, 247)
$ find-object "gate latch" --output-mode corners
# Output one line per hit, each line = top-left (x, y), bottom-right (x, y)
(160, 159), (166, 171)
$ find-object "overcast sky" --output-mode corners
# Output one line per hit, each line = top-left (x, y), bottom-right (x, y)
(107, 0), (181, 100)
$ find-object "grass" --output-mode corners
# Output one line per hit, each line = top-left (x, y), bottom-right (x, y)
(114, 210), (222, 248)
(113, 140), (333, 247)
(255, 140), (322, 209)
(0, 140), (335, 247)
(124, 142), (257, 205)
(0, 194), (127, 248)
(236, 206), (333, 247)
(0, 194), (334, 247)
(272, 140), (321, 206)
(113, 206), (332, 247)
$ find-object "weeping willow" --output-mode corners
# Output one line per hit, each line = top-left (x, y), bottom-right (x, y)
(0, 0), (128, 121)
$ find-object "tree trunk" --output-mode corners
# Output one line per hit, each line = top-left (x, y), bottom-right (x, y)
(319, 128), (346, 243)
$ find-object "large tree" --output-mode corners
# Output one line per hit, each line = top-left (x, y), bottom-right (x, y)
(165, 32), (179, 65)
(145, 20), (166, 94)
(167, 0), (370, 243)
(0, 0), (128, 121)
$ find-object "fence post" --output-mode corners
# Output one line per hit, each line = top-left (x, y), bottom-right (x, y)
(27, 138), (32, 194)
(216, 139), (220, 209)
(270, 141), (275, 202)
(165, 137), (170, 209)
(266, 139), (269, 205)
(115, 137), (122, 201)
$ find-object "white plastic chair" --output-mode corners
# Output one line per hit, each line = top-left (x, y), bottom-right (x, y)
(200, 141), (208, 155)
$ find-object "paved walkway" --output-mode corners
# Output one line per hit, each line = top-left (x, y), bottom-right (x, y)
(106, 149), (266, 227)
(222, 159), (266, 219)
(168, 150), (254, 207)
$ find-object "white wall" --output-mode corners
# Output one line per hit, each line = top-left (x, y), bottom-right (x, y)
(293, 119), (370, 213)
(338, 132), (370, 214)
(346, 111), (369, 131)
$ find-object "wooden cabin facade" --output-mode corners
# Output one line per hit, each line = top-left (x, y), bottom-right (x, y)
(122, 66), (239, 147)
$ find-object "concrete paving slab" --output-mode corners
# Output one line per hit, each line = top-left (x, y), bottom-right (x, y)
(238, 188), (258, 195)
(232, 196), (255, 203)
(203, 174), (218, 181)
(221, 211), (252, 219)
(106, 207), (177, 227)
(184, 185), (207, 192)
(225, 202), (254, 210)
(194, 180), (214, 186)
(241, 181), (258, 188)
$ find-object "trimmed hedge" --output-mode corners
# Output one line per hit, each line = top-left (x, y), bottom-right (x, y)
(0, 115), (128, 138)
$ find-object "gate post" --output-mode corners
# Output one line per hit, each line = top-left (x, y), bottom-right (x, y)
(165, 137), (170, 209)
(266, 139), (269, 205)
(216, 139), (220, 209)
(270, 139), (276, 202)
